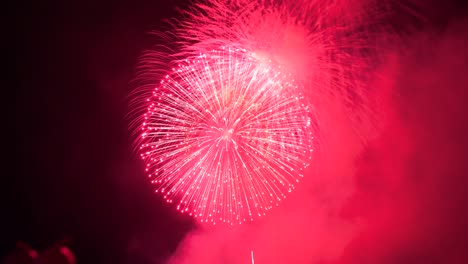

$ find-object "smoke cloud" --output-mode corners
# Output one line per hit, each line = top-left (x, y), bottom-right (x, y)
(165, 15), (468, 264)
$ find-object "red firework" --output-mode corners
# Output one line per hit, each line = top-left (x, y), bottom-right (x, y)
(139, 48), (313, 224)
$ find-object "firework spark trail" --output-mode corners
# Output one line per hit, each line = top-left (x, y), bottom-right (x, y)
(130, 0), (394, 224)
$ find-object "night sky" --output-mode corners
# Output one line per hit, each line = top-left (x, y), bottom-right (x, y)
(7, 0), (468, 264)
(9, 1), (193, 263)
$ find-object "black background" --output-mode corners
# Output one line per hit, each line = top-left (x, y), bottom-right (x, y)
(9, 1), (193, 263)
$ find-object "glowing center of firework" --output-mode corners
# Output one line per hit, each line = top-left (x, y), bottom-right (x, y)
(218, 127), (234, 140)
(139, 48), (313, 225)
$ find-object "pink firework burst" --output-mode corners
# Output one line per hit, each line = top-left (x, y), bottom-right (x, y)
(130, 0), (398, 225)
(139, 47), (313, 225)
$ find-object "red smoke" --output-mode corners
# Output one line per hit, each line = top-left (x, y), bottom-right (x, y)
(165, 15), (468, 264)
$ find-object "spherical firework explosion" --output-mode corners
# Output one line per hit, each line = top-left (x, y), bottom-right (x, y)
(140, 48), (313, 224)
(130, 0), (393, 225)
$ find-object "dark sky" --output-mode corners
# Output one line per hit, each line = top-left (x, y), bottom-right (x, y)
(9, 1), (194, 263)
(7, 0), (468, 264)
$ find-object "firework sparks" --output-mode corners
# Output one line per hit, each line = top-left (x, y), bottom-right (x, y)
(130, 0), (391, 225)
(139, 48), (313, 225)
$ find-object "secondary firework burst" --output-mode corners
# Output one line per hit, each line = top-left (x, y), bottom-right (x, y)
(139, 47), (313, 225)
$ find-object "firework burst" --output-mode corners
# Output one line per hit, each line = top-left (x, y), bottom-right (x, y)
(140, 48), (313, 224)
